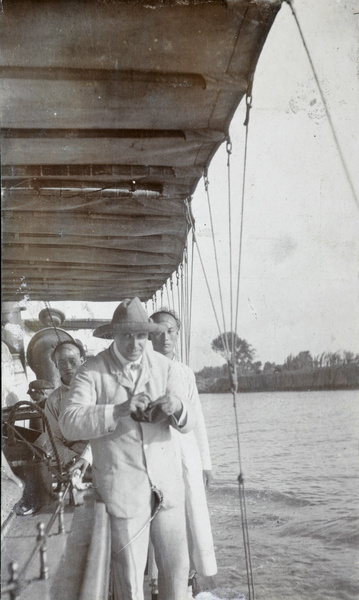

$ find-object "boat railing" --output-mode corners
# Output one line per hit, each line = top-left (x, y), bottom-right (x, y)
(2, 489), (112, 600)
(1, 482), (71, 599)
(79, 500), (112, 600)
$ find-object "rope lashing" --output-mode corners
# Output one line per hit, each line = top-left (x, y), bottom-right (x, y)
(285, 0), (358, 212)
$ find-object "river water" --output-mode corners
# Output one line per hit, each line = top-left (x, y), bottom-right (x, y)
(196, 390), (359, 600)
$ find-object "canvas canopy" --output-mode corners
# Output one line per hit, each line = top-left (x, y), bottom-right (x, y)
(1, 0), (281, 302)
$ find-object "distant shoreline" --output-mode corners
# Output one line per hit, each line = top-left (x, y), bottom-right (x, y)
(196, 364), (359, 394)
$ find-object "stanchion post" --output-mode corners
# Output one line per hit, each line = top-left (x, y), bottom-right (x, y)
(37, 522), (49, 580)
(8, 561), (19, 599)
(57, 490), (65, 533)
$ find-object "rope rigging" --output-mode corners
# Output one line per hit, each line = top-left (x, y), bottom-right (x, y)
(178, 8), (358, 595)
(234, 90), (251, 348)
(203, 169), (230, 358)
(285, 0), (359, 213)
(183, 83), (256, 600)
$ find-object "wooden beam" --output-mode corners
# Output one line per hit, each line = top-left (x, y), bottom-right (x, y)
(2, 211), (188, 238)
(4, 271), (172, 284)
(0, 80), (215, 130)
(1, 136), (210, 167)
(24, 319), (110, 332)
(1, 128), (187, 140)
(2, 192), (186, 218)
(1, 66), (206, 87)
(3, 264), (172, 277)
(2, 233), (185, 255)
(1, 164), (202, 182)
(2, 286), (162, 303)
(3, 244), (180, 266)
(3, 278), (163, 291)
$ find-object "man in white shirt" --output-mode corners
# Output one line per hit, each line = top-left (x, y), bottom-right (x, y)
(149, 309), (217, 592)
(59, 297), (196, 600)
(44, 340), (92, 474)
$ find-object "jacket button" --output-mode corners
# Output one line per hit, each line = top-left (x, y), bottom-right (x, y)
(143, 443), (148, 450)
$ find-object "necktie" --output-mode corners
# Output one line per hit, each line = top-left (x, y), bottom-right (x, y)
(126, 362), (141, 383)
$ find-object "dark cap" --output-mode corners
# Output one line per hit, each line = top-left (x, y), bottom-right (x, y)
(27, 379), (54, 394)
(38, 308), (65, 327)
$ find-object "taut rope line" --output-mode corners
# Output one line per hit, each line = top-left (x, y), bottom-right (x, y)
(226, 136), (235, 363)
(203, 169), (230, 358)
(234, 88), (252, 343)
(285, 0), (359, 213)
(184, 199), (231, 363)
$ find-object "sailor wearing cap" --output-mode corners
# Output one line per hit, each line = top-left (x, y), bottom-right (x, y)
(27, 379), (54, 407)
(27, 379), (54, 431)
(59, 297), (195, 600)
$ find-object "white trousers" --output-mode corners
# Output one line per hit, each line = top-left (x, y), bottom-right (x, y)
(110, 497), (189, 600)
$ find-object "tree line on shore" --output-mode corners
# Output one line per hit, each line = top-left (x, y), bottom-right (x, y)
(195, 332), (359, 393)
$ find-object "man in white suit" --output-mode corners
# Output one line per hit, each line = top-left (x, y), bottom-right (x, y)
(59, 297), (195, 600)
(149, 309), (217, 593)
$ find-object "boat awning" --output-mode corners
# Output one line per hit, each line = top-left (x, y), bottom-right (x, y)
(1, 0), (281, 302)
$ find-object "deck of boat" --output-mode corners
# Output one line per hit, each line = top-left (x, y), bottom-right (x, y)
(2, 492), (93, 600)
(1, 490), (158, 600)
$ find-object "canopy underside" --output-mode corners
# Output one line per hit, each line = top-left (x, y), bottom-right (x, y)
(1, 0), (281, 302)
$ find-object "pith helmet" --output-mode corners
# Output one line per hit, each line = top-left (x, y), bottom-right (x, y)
(93, 297), (166, 339)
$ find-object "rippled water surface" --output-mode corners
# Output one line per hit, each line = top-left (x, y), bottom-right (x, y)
(200, 390), (359, 600)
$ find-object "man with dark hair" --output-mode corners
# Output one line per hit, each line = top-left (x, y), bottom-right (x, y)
(43, 340), (91, 475)
(150, 309), (217, 592)
(59, 297), (195, 600)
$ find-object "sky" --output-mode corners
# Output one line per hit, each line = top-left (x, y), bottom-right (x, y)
(18, 0), (359, 373)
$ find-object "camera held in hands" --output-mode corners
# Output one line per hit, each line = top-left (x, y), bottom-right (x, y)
(131, 397), (170, 424)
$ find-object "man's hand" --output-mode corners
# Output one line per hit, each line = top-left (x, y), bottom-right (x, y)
(156, 394), (183, 419)
(68, 457), (89, 476)
(113, 393), (151, 419)
(203, 470), (213, 488)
